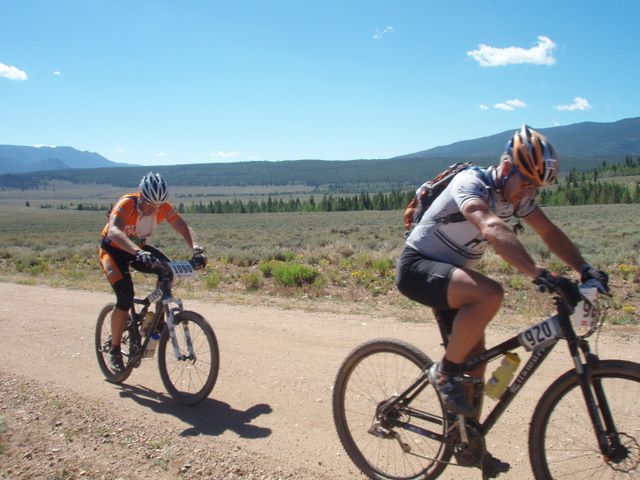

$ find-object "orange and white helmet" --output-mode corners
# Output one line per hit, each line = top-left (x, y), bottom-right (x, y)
(506, 125), (559, 186)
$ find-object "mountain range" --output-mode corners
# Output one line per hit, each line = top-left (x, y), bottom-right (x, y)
(396, 117), (640, 160)
(1, 117), (639, 188)
(0, 145), (123, 175)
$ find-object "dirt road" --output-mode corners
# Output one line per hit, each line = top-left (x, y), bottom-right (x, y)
(1, 282), (638, 479)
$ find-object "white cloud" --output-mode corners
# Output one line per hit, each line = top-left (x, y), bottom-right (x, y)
(155, 152), (167, 157)
(373, 26), (394, 39)
(210, 151), (240, 159)
(53, 70), (61, 76)
(116, 145), (126, 154)
(479, 104), (490, 110)
(494, 99), (528, 111)
(506, 99), (527, 108)
(0, 62), (28, 80)
(467, 36), (556, 67)
(553, 97), (592, 111)
(33, 144), (56, 148)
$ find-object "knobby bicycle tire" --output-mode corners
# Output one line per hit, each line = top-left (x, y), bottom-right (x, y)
(333, 338), (451, 480)
(157, 310), (220, 405)
(94, 303), (135, 384)
(529, 359), (640, 479)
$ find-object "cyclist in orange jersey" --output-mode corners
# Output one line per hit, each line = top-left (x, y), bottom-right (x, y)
(99, 172), (205, 372)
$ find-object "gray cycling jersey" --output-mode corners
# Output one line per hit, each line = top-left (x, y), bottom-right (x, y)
(405, 166), (536, 268)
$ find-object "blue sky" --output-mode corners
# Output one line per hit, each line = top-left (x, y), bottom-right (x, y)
(2, 1), (639, 166)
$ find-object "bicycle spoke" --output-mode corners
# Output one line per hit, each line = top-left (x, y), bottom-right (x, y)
(530, 361), (640, 479)
(333, 339), (450, 480)
(158, 312), (219, 404)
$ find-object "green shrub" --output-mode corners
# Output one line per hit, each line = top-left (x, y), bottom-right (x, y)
(204, 267), (221, 289)
(505, 275), (524, 290)
(271, 262), (319, 287)
(15, 256), (49, 276)
(242, 271), (263, 290)
(259, 259), (281, 278)
(371, 257), (394, 277)
(272, 251), (297, 262)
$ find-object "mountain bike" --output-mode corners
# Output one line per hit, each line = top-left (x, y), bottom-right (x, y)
(95, 257), (220, 405)
(333, 281), (640, 479)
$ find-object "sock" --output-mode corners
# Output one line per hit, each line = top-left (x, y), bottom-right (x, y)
(440, 356), (462, 375)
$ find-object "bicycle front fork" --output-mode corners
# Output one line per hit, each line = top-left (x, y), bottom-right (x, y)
(163, 300), (196, 361)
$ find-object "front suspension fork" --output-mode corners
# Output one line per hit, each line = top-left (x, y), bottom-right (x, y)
(574, 344), (621, 457)
(163, 299), (196, 361)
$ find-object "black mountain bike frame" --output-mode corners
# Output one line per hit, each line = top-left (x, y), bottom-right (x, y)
(378, 297), (620, 458)
(125, 260), (194, 364)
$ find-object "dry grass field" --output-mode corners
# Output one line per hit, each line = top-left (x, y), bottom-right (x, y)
(0, 185), (638, 329)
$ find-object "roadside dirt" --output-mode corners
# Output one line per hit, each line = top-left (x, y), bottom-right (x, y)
(1, 282), (638, 479)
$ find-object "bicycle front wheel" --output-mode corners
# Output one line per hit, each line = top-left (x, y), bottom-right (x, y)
(157, 310), (220, 405)
(529, 359), (640, 479)
(333, 338), (451, 480)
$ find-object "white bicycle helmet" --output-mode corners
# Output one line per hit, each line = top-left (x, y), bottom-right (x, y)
(506, 125), (559, 186)
(139, 172), (168, 205)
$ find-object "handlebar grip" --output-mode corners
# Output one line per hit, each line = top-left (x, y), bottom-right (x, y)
(537, 283), (549, 294)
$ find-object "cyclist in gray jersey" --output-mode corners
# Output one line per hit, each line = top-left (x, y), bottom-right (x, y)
(406, 165), (536, 267)
(396, 125), (609, 478)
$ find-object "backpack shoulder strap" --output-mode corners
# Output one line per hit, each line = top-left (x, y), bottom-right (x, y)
(441, 165), (491, 224)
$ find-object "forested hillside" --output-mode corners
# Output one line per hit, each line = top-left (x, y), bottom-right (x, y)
(68, 157), (640, 215)
(0, 154), (631, 192)
(1, 117), (638, 191)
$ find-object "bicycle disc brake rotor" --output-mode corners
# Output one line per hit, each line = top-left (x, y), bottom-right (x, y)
(606, 433), (640, 473)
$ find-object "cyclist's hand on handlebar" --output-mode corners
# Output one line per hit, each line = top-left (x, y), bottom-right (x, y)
(190, 246), (207, 270)
(580, 264), (609, 293)
(135, 250), (155, 267)
(534, 269), (581, 306)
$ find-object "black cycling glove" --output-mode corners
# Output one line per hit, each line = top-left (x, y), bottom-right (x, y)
(580, 264), (609, 292)
(190, 246), (207, 269)
(534, 269), (581, 306)
(135, 250), (154, 267)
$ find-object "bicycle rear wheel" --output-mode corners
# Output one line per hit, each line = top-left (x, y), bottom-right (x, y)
(94, 303), (135, 384)
(333, 338), (451, 480)
(529, 359), (640, 479)
(157, 310), (220, 405)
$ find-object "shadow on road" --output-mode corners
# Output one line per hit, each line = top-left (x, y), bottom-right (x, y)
(117, 383), (273, 439)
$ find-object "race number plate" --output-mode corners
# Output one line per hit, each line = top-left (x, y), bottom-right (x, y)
(572, 287), (598, 328)
(169, 261), (196, 279)
(519, 316), (560, 351)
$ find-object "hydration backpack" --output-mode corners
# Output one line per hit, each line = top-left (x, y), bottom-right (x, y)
(403, 162), (475, 230)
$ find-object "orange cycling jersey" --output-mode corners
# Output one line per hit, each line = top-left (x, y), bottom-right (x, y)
(100, 192), (179, 249)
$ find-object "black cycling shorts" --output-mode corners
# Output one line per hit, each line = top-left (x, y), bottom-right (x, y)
(395, 246), (456, 309)
(396, 246), (461, 339)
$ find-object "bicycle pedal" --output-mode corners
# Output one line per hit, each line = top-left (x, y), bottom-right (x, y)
(460, 375), (483, 385)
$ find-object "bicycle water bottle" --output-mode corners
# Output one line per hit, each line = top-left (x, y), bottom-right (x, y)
(143, 330), (161, 358)
(141, 311), (154, 336)
(485, 352), (520, 400)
